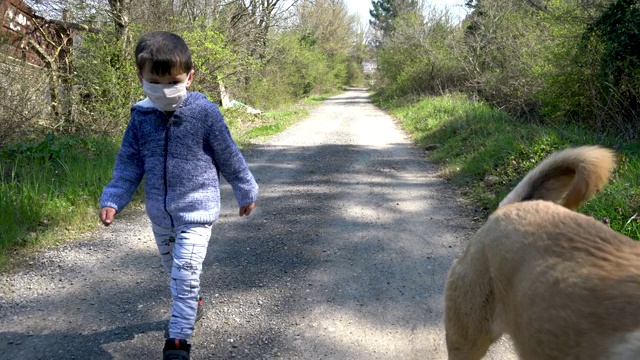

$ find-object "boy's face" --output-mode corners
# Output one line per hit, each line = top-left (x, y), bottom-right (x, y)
(138, 65), (194, 86)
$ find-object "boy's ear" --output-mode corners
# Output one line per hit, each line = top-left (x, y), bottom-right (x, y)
(186, 70), (195, 87)
(137, 72), (143, 84)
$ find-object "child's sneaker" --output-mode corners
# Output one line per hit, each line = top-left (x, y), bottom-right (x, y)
(163, 338), (190, 360)
(195, 296), (204, 323)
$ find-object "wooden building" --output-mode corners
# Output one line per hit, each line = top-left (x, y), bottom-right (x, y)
(0, 0), (56, 66)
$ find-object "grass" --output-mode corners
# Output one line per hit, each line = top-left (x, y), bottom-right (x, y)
(373, 92), (640, 240)
(0, 93), (330, 268)
(243, 109), (308, 138)
(0, 136), (135, 255)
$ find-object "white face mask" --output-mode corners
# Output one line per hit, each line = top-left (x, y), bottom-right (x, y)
(142, 80), (187, 111)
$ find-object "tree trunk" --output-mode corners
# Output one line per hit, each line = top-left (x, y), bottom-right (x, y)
(108, 0), (132, 51)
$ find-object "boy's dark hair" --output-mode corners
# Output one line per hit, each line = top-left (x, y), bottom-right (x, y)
(135, 31), (193, 75)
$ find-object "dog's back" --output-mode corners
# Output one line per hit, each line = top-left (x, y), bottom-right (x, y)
(484, 201), (640, 359)
(444, 146), (640, 360)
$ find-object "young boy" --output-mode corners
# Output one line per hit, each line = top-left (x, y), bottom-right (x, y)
(99, 31), (258, 360)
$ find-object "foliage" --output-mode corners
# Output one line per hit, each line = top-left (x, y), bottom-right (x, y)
(0, 60), (51, 145)
(71, 31), (140, 135)
(369, 0), (420, 39)
(533, 0), (597, 125)
(587, 0), (640, 96)
(7, 0), (364, 139)
(346, 25), (369, 87)
(181, 23), (256, 104)
(582, 0), (640, 135)
(240, 31), (344, 110)
(372, 0), (640, 140)
(461, 0), (549, 116)
(374, 10), (467, 97)
(533, 0), (640, 139)
(296, 0), (358, 57)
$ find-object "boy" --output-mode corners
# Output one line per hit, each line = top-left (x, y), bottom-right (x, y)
(99, 31), (258, 360)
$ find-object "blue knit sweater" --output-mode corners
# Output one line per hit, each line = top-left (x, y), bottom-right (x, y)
(100, 92), (259, 227)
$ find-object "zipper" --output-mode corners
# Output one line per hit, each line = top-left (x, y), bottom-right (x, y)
(163, 117), (174, 227)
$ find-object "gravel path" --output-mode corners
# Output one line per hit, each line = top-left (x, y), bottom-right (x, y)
(0, 88), (515, 359)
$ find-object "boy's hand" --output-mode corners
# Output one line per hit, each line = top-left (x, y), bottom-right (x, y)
(100, 207), (116, 226)
(239, 202), (255, 217)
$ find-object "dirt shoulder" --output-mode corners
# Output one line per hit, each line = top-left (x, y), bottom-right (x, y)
(0, 89), (514, 359)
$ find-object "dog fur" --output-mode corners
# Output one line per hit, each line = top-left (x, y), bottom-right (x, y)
(443, 146), (640, 360)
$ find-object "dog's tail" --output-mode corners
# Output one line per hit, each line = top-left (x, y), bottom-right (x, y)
(498, 146), (616, 210)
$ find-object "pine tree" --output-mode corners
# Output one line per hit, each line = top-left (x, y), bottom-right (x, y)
(369, 0), (419, 36)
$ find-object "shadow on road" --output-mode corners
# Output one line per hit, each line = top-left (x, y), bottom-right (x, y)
(0, 321), (166, 359)
(0, 143), (477, 358)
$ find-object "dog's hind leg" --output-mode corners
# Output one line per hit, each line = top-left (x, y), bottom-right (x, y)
(445, 256), (500, 360)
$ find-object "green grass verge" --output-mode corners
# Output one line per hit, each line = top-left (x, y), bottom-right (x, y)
(0, 136), (141, 258)
(0, 93), (331, 268)
(373, 92), (640, 240)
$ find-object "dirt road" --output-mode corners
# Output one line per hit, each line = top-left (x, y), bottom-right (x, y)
(0, 88), (515, 359)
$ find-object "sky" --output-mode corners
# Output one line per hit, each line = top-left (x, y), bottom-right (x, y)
(345, 0), (469, 25)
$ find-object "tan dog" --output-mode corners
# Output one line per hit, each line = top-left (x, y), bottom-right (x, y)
(444, 146), (640, 360)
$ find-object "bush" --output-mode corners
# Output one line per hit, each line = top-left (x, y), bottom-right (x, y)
(461, 1), (548, 116)
(240, 31), (343, 110)
(0, 59), (51, 145)
(535, 0), (640, 139)
(71, 32), (140, 135)
(582, 0), (640, 136)
(374, 11), (468, 98)
(182, 24), (256, 105)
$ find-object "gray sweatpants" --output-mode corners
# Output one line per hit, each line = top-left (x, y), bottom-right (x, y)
(152, 222), (213, 340)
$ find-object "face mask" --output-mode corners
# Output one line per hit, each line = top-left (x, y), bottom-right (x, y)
(142, 79), (187, 111)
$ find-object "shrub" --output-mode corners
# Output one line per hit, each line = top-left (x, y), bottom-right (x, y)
(71, 32), (140, 135)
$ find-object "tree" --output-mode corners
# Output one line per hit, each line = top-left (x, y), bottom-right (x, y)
(369, 0), (419, 37)
(226, 0), (299, 59)
(294, 0), (361, 87)
(296, 0), (358, 57)
(182, 25), (255, 105)
(107, 0), (131, 50)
